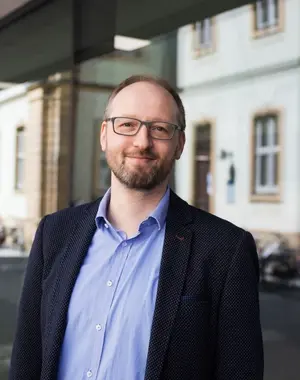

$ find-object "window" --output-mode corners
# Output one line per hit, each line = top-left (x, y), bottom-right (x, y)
(192, 18), (215, 56)
(252, 0), (283, 36)
(15, 126), (25, 191)
(251, 113), (281, 198)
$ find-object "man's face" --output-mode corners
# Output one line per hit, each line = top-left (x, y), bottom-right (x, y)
(100, 82), (185, 191)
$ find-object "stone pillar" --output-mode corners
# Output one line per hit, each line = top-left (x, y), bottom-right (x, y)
(42, 81), (75, 213)
(57, 82), (75, 210)
(41, 85), (61, 215)
(23, 87), (45, 249)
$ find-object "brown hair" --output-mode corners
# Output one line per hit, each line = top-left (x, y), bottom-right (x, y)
(104, 75), (186, 130)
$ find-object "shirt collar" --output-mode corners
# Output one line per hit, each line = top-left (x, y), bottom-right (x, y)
(95, 187), (170, 231)
(148, 187), (170, 230)
(95, 188), (111, 229)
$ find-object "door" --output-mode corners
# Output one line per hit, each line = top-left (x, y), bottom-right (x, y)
(194, 123), (212, 212)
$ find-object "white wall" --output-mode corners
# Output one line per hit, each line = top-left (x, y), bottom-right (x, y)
(0, 86), (28, 221)
(177, 1), (300, 89)
(176, 68), (300, 233)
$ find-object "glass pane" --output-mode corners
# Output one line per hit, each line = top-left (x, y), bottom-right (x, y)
(274, 0), (279, 22)
(255, 119), (262, 148)
(261, 120), (268, 146)
(260, 154), (267, 186)
(262, 0), (268, 24)
(256, 2), (263, 30)
(273, 118), (279, 145)
(254, 153), (260, 191)
(273, 152), (279, 185)
(268, 0), (277, 26)
(16, 158), (24, 189)
(16, 130), (24, 154)
(199, 22), (205, 45)
(202, 19), (211, 46)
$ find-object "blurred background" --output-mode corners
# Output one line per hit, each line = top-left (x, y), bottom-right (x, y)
(1, 0), (300, 379)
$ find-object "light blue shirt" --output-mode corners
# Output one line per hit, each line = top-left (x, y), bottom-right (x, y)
(57, 187), (170, 380)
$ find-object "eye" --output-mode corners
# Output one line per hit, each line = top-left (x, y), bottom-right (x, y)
(152, 125), (169, 133)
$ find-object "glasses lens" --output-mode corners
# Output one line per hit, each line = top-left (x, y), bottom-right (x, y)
(149, 122), (175, 140)
(113, 117), (176, 139)
(114, 118), (140, 135)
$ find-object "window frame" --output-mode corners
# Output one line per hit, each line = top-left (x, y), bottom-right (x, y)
(15, 125), (25, 192)
(191, 17), (216, 58)
(250, 109), (282, 202)
(251, 0), (284, 38)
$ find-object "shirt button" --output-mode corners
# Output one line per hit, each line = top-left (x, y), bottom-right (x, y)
(104, 223), (108, 228)
(96, 324), (102, 331)
(122, 241), (127, 247)
(87, 370), (93, 378)
(107, 280), (113, 287)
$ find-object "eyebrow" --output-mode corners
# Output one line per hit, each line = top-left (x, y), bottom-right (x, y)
(113, 114), (176, 124)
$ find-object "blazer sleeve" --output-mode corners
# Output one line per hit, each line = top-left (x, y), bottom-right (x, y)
(9, 216), (47, 380)
(214, 231), (264, 380)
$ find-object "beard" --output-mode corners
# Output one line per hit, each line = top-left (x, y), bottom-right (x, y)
(105, 148), (175, 190)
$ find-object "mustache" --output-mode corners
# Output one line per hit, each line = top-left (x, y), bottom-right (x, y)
(124, 149), (157, 159)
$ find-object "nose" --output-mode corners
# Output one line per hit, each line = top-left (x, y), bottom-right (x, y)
(132, 124), (153, 150)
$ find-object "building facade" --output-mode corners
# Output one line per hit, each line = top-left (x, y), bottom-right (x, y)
(176, 0), (300, 246)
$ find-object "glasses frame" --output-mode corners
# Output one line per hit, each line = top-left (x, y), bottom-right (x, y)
(105, 116), (183, 140)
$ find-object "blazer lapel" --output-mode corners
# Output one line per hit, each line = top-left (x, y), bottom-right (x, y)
(44, 200), (100, 379)
(145, 191), (193, 380)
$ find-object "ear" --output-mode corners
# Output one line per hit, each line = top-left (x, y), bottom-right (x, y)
(100, 120), (107, 152)
(175, 132), (185, 160)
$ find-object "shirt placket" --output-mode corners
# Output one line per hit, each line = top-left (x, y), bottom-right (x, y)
(86, 237), (132, 380)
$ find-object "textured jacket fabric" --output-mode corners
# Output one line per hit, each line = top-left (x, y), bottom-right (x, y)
(9, 191), (264, 380)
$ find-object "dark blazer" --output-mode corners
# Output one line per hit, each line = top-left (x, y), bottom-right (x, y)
(9, 191), (264, 380)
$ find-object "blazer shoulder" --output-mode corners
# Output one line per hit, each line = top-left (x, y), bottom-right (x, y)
(186, 205), (257, 280)
(35, 199), (101, 277)
(188, 203), (252, 247)
(38, 198), (100, 254)
(44, 198), (101, 226)
(170, 190), (248, 240)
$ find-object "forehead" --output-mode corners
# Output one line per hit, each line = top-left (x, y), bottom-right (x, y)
(109, 82), (177, 121)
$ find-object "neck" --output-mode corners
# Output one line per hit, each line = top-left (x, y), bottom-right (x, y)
(107, 176), (169, 237)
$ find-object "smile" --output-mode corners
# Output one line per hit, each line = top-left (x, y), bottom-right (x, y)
(127, 156), (155, 160)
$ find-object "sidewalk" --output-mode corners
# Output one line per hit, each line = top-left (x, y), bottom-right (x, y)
(262, 274), (300, 289)
(0, 247), (28, 258)
(0, 344), (11, 378)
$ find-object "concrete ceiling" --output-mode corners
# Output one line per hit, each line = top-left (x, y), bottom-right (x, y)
(0, 0), (250, 83)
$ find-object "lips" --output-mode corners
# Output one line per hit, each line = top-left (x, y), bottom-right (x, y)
(127, 156), (154, 160)
(126, 153), (156, 160)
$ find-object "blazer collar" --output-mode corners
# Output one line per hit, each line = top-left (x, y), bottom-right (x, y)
(145, 190), (194, 380)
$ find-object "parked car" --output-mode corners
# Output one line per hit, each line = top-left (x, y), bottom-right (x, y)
(256, 234), (299, 280)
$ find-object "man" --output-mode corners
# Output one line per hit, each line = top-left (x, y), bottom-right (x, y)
(9, 75), (264, 380)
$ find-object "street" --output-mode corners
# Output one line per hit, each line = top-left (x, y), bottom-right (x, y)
(0, 259), (300, 379)
(260, 287), (300, 380)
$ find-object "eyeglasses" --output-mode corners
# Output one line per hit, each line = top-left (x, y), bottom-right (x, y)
(105, 117), (183, 140)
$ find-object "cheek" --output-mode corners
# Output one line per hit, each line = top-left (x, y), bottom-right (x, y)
(105, 135), (128, 156)
(159, 144), (177, 161)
